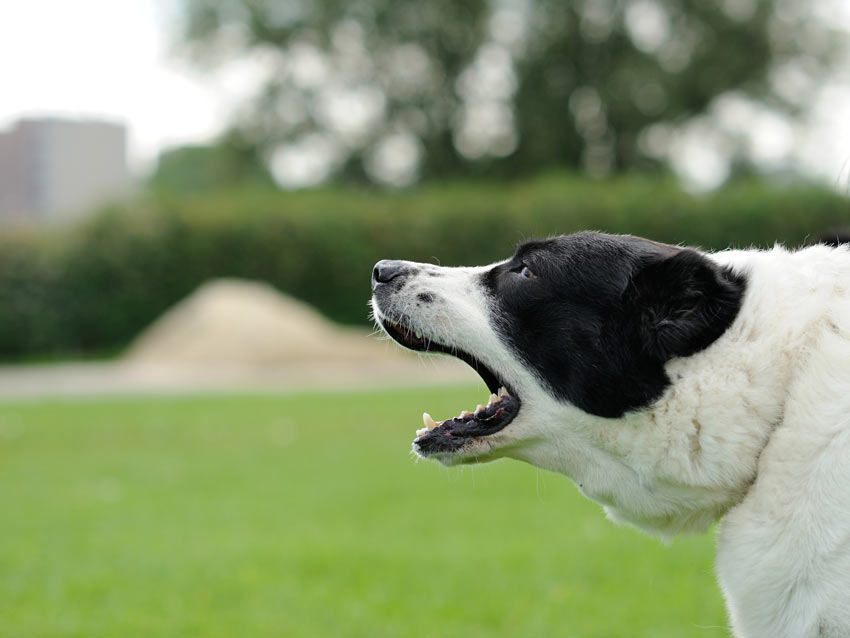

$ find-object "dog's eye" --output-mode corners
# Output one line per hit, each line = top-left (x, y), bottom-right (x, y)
(520, 265), (536, 279)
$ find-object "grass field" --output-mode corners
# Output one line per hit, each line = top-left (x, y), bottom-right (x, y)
(0, 387), (728, 637)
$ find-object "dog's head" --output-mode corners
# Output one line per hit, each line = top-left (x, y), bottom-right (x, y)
(370, 232), (745, 465)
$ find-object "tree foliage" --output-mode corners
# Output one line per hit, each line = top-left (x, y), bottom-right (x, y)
(2, 175), (849, 357)
(175, 0), (844, 186)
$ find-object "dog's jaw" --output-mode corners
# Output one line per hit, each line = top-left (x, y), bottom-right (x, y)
(370, 261), (544, 464)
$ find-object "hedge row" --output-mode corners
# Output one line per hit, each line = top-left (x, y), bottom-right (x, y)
(1, 173), (848, 359)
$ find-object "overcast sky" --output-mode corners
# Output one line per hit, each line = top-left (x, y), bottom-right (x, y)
(1, 0), (850, 190)
(0, 0), (250, 172)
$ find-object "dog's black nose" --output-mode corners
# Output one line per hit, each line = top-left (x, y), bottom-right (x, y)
(372, 260), (406, 289)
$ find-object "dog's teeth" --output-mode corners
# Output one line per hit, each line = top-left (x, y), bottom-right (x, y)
(488, 393), (499, 405)
(476, 404), (485, 414)
(414, 331), (422, 339)
(415, 427), (428, 437)
(460, 410), (472, 417)
(499, 387), (509, 397)
(422, 412), (438, 430)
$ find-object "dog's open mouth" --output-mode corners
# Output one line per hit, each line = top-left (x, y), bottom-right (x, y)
(379, 316), (521, 455)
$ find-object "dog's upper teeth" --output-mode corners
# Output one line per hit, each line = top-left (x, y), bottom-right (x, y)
(488, 393), (499, 406)
(414, 331), (422, 339)
(422, 412), (439, 430)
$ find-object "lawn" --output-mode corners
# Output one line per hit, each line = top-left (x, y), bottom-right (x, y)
(0, 387), (728, 637)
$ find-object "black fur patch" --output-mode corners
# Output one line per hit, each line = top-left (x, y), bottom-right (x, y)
(482, 232), (747, 418)
(417, 292), (435, 303)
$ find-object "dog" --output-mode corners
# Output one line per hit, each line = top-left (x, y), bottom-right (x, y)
(370, 231), (850, 638)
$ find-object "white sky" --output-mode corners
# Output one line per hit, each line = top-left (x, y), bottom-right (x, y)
(1, 0), (850, 189)
(0, 0), (243, 173)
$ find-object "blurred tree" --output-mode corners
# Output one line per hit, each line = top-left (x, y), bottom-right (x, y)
(150, 133), (274, 193)
(175, 0), (845, 187)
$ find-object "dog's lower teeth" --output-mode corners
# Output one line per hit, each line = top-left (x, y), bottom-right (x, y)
(499, 387), (509, 397)
(415, 427), (428, 437)
(488, 393), (499, 405)
(422, 412), (438, 430)
(460, 410), (472, 417)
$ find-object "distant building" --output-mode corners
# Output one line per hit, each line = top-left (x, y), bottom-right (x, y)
(0, 118), (132, 224)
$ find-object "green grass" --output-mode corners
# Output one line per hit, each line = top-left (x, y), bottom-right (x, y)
(0, 387), (728, 637)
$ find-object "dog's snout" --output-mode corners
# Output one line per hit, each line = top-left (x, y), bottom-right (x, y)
(372, 260), (408, 289)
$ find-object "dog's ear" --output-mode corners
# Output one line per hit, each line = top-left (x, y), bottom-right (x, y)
(627, 249), (745, 362)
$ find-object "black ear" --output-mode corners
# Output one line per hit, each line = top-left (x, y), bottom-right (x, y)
(627, 249), (746, 362)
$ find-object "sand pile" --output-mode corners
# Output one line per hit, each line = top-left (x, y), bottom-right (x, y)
(125, 278), (404, 366)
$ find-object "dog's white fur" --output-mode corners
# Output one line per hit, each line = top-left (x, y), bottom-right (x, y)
(372, 243), (850, 638)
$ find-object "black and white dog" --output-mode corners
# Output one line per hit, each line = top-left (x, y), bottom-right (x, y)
(370, 232), (850, 638)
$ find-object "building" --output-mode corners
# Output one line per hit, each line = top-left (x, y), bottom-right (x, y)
(0, 118), (131, 224)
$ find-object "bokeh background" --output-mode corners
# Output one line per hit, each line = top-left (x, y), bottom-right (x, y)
(1, 1), (849, 636)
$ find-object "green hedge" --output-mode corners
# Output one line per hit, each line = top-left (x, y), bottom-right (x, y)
(1, 173), (848, 359)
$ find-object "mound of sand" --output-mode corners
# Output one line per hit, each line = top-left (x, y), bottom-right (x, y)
(125, 279), (404, 366)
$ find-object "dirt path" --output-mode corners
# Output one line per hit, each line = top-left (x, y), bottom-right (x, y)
(0, 279), (486, 400)
(0, 357), (477, 399)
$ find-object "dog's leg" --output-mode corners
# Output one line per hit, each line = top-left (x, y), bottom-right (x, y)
(716, 326), (850, 638)
(717, 482), (850, 638)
